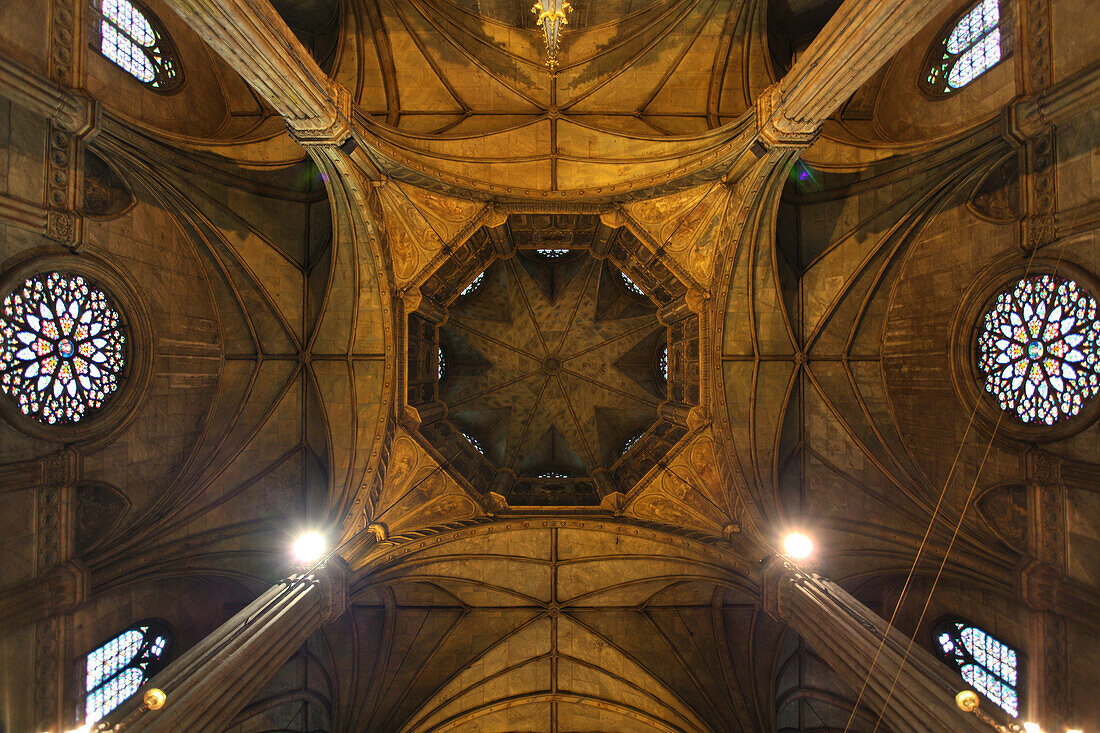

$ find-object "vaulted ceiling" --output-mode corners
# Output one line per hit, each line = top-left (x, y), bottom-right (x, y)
(1, 0), (1098, 731)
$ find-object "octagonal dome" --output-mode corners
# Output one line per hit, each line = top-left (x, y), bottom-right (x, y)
(403, 214), (700, 507)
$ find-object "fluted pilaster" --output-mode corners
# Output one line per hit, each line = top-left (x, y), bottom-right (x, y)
(757, 0), (945, 146)
(763, 557), (986, 733)
(126, 560), (349, 732)
(159, 0), (350, 144)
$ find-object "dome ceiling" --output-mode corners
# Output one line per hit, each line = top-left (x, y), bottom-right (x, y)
(403, 214), (701, 506)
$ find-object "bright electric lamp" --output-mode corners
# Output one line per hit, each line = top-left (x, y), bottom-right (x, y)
(1065, 729), (1083, 733)
(783, 532), (813, 559)
(1023, 724), (1042, 733)
(293, 531), (325, 563)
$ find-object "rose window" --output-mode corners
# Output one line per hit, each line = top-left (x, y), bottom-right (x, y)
(1, 272), (127, 425)
(977, 275), (1099, 424)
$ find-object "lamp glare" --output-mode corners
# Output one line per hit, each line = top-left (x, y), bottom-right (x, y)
(293, 532), (325, 563)
(1023, 724), (1042, 733)
(783, 532), (813, 559)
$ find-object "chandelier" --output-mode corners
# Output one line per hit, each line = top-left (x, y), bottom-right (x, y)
(531, 0), (572, 70)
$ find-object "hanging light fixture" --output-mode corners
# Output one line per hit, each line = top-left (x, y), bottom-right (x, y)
(531, 0), (572, 70)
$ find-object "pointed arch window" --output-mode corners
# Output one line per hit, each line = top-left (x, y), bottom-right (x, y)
(94, 0), (182, 91)
(933, 617), (1020, 717)
(923, 0), (1003, 94)
(84, 619), (173, 725)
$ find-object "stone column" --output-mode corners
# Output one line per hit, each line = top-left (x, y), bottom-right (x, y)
(756, 0), (946, 146)
(126, 560), (349, 732)
(159, 0), (350, 143)
(1022, 450), (1070, 730)
(763, 557), (986, 733)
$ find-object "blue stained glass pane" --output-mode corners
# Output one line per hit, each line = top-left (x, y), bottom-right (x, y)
(86, 667), (144, 724)
(103, 0), (156, 46)
(86, 630), (143, 691)
(946, 0), (999, 53)
(96, 0), (179, 88)
(936, 620), (1020, 718)
(947, 28), (1001, 89)
(83, 622), (171, 725)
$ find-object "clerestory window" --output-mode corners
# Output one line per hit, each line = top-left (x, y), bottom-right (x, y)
(84, 619), (173, 725)
(94, 0), (182, 91)
(923, 0), (1003, 94)
(933, 617), (1020, 717)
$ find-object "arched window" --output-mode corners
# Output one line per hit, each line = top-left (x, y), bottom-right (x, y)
(656, 344), (668, 383)
(621, 431), (643, 454)
(1, 272), (127, 424)
(933, 618), (1019, 717)
(94, 0), (182, 91)
(460, 429), (485, 455)
(437, 346), (447, 380)
(84, 619), (172, 725)
(924, 0), (1003, 93)
(977, 274), (1099, 425)
(620, 271), (645, 297)
(536, 248), (569, 259)
(460, 270), (486, 297)
(538, 470), (569, 479)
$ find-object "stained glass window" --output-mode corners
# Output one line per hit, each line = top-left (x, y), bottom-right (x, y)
(657, 345), (668, 382)
(96, 0), (181, 90)
(622, 432), (643, 454)
(460, 271), (486, 296)
(977, 275), (1099, 425)
(84, 620), (172, 725)
(925, 0), (1002, 93)
(1, 272), (127, 425)
(461, 430), (484, 455)
(538, 471), (568, 479)
(536, 248), (569, 258)
(620, 271), (645, 297)
(934, 618), (1019, 717)
(437, 346), (447, 380)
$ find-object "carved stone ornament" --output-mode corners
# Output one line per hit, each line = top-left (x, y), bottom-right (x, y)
(287, 82), (353, 147)
(45, 208), (80, 247)
(1019, 557), (1061, 612)
(1027, 448), (1063, 484)
(755, 83), (819, 149)
(309, 557), (349, 624)
(761, 555), (796, 621)
(41, 448), (79, 487)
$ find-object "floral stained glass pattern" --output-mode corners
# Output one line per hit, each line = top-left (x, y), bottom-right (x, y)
(85, 621), (171, 725)
(1, 272), (126, 424)
(925, 0), (1001, 93)
(978, 275), (1099, 424)
(935, 619), (1019, 717)
(98, 0), (180, 89)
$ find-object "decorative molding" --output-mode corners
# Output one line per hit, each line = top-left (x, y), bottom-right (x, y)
(48, 0), (81, 87)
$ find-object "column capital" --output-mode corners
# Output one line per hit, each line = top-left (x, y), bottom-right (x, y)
(760, 554), (797, 621)
(287, 82), (353, 147)
(755, 83), (820, 149)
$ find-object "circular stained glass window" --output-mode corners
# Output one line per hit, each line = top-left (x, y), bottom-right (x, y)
(1, 272), (126, 425)
(978, 275), (1099, 425)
